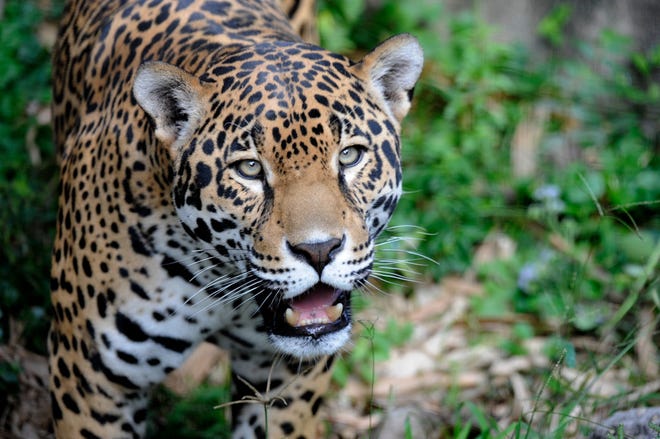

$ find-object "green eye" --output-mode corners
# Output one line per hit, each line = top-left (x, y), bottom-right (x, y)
(235, 160), (263, 179)
(338, 146), (364, 168)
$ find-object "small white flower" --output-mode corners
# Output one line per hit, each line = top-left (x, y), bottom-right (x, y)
(533, 184), (565, 213)
(533, 184), (561, 201)
(517, 263), (538, 292)
(517, 250), (555, 292)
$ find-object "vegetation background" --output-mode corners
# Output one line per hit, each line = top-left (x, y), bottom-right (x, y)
(0, 0), (658, 437)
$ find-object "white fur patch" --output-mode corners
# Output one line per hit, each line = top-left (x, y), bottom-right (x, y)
(269, 324), (352, 358)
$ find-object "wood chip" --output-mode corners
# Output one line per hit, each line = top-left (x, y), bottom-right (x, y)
(636, 306), (659, 378)
(490, 356), (532, 377)
(163, 342), (228, 395)
(510, 372), (533, 421)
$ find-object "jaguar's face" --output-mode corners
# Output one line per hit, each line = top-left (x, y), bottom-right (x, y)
(134, 36), (423, 358)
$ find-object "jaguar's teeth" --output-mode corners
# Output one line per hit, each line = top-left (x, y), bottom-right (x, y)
(285, 308), (301, 327)
(325, 303), (343, 322)
(285, 302), (344, 328)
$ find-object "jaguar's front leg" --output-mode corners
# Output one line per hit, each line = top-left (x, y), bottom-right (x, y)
(228, 350), (334, 439)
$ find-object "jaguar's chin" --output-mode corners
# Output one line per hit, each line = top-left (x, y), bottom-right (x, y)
(258, 284), (353, 357)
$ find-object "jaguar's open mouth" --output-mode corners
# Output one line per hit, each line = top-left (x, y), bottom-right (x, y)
(261, 284), (351, 339)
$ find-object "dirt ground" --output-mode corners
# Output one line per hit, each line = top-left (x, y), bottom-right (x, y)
(3, 262), (657, 438)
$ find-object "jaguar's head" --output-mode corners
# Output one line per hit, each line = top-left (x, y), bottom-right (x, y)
(133, 34), (423, 358)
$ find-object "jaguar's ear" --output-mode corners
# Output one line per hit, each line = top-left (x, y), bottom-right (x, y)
(353, 34), (424, 122)
(133, 62), (205, 146)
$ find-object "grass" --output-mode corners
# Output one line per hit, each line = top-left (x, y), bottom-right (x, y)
(318, 1), (659, 437)
(1, 0), (658, 437)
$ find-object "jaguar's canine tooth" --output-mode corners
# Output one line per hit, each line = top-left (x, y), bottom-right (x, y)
(325, 303), (343, 322)
(285, 308), (301, 327)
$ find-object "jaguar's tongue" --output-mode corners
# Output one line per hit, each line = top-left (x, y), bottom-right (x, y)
(284, 284), (343, 327)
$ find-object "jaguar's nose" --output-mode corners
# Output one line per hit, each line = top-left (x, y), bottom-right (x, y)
(287, 237), (344, 274)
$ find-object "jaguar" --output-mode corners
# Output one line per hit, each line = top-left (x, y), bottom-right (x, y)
(48, 0), (423, 437)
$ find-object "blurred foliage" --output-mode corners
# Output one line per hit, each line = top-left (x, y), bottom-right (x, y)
(320, 0), (659, 333)
(0, 0), (63, 353)
(321, 1), (659, 435)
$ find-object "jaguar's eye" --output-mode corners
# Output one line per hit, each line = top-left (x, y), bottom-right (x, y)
(338, 146), (364, 168)
(234, 159), (263, 179)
